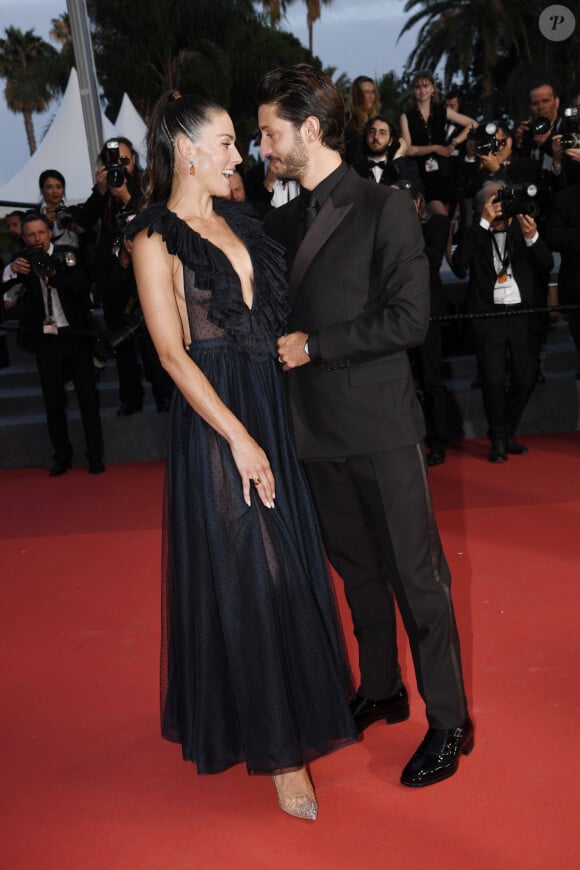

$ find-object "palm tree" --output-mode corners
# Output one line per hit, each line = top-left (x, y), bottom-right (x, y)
(261, 0), (333, 54)
(0, 27), (57, 154)
(398, 0), (537, 118)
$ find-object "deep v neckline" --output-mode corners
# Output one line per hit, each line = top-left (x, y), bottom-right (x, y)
(170, 207), (255, 311)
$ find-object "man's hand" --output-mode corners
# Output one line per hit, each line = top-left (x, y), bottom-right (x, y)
(11, 257), (31, 276)
(277, 331), (310, 370)
(481, 195), (503, 224)
(479, 152), (501, 174)
(515, 119), (530, 149)
(516, 214), (537, 240)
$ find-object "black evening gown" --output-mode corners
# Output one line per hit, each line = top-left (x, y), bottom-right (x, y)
(128, 200), (357, 774)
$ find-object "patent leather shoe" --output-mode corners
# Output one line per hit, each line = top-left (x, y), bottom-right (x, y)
(88, 460), (105, 474)
(400, 719), (474, 787)
(49, 460), (71, 477)
(427, 450), (446, 467)
(489, 440), (508, 463)
(350, 685), (409, 733)
(506, 438), (528, 455)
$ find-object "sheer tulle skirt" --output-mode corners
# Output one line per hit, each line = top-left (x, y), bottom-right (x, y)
(161, 339), (357, 774)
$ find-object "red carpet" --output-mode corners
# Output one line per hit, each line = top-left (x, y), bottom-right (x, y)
(1, 434), (579, 869)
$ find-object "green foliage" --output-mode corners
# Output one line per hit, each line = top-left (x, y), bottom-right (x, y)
(0, 26), (58, 152)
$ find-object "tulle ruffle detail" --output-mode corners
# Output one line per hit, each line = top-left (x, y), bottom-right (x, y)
(128, 199), (289, 361)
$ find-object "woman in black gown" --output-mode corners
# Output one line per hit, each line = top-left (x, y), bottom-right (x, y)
(129, 91), (357, 820)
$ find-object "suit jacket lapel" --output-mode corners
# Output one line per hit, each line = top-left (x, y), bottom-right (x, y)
(289, 197), (353, 304)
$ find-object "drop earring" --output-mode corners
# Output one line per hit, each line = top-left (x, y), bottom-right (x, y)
(189, 157), (196, 176)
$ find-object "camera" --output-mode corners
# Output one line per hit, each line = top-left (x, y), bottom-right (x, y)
(21, 245), (55, 278)
(55, 205), (75, 230)
(529, 116), (552, 136)
(496, 183), (540, 219)
(93, 312), (145, 368)
(104, 140), (125, 188)
(561, 107), (580, 150)
(468, 122), (502, 157)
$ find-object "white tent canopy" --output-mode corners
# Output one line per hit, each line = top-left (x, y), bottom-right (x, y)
(114, 93), (148, 167)
(0, 68), (118, 214)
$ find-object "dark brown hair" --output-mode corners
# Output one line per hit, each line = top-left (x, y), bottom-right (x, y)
(257, 64), (345, 153)
(141, 91), (223, 205)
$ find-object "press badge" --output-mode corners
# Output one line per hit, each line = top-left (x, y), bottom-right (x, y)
(43, 318), (58, 335)
(425, 156), (439, 172)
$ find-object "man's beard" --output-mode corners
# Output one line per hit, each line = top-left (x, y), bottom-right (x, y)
(272, 131), (309, 180)
(367, 143), (389, 158)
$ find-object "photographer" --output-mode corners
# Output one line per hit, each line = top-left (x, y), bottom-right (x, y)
(102, 217), (172, 413)
(70, 137), (144, 414)
(460, 122), (554, 229)
(10, 212), (104, 476)
(38, 170), (83, 250)
(452, 181), (553, 462)
(514, 83), (564, 198)
(551, 90), (580, 188)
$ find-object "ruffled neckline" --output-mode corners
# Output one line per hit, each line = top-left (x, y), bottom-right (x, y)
(128, 199), (289, 360)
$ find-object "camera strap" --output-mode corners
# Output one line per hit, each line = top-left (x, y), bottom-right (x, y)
(490, 231), (511, 282)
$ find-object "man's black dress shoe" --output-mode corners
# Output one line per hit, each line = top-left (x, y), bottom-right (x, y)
(400, 720), (474, 787)
(489, 440), (508, 463)
(88, 461), (105, 474)
(350, 686), (409, 733)
(506, 438), (528, 455)
(49, 460), (71, 477)
(427, 450), (446, 467)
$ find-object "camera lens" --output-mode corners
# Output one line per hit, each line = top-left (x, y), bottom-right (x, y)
(560, 132), (579, 150)
(107, 167), (125, 188)
(530, 116), (551, 136)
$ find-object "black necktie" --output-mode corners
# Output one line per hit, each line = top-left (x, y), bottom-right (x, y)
(302, 191), (319, 237)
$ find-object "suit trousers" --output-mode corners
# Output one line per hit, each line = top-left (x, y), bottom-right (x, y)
(35, 332), (104, 465)
(304, 443), (468, 730)
(470, 312), (543, 441)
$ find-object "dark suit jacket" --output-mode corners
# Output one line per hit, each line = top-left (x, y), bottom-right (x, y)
(265, 167), (429, 460)
(17, 249), (93, 353)
(452, 221), (553, 316)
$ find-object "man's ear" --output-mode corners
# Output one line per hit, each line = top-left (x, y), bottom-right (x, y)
(302, 116), (322, 143)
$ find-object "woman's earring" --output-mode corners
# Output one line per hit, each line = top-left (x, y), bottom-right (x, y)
(189, 157), (196, 177)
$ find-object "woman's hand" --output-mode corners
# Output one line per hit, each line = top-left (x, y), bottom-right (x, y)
(230, 433), (276, 509)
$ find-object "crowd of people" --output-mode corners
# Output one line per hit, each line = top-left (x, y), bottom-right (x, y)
(2, 73), (579, 472)
(1, 64), (579, 821)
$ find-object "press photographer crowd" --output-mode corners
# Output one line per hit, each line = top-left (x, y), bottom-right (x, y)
(1, 75), (580, 475)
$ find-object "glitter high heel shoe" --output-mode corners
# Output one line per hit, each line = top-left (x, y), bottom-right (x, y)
(273, 772), (318, 821)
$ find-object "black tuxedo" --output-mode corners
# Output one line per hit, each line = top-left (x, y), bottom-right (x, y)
(453, 221), (552, 441)
(352, 155), (421, 189)
(17, 249), (103, 466)
(266, 167), (468, 729)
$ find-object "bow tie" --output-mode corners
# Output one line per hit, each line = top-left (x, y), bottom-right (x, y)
(369, 160), (387, 170)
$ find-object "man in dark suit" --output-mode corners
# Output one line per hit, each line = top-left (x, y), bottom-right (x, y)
(258, 65), (472, 788)
(10, 212), (104, 476)
(351, 115), (420, 188)
(452, 182), (553, 461)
